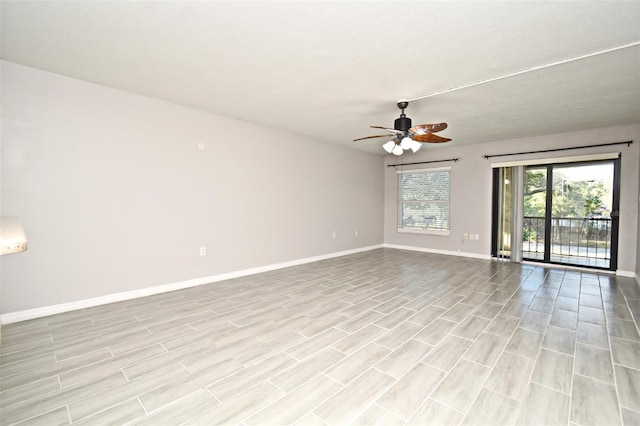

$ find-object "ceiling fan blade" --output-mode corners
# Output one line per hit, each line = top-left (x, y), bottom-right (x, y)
(370, 126), (403, 134)
(410, 123), (448, 134)
(412, 133), (452, 143)
(353, 134), (395, 141)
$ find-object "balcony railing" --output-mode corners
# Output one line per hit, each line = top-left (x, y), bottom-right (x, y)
(523, 216), (612, 262)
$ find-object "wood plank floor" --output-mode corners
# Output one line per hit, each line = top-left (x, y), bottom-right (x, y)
(1, 248), (639, 425)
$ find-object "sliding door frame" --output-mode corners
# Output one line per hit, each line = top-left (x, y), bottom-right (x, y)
(610, 155), (621, 271)
(491, 168), (500, 258)
(492, 155), (621, 272)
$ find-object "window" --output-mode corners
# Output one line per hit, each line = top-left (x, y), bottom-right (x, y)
(398, 167), (450, 235)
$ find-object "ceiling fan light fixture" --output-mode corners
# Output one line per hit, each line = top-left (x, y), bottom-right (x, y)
(400, 136), (413, 150)
(382, 140), (396, 153)
(410, 140), (422, 153)
(392, 144), (403, 156)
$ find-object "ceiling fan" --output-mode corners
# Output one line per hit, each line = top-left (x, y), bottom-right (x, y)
(354, 100), (451, 155)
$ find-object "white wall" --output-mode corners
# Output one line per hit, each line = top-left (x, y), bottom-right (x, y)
(384, 124), (640, 274)
(0, 61), (384, 315)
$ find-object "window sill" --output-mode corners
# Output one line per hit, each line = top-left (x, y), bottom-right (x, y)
(397, 228), (450, 236)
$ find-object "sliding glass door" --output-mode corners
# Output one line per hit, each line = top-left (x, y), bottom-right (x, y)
(522, 159), (619, 270)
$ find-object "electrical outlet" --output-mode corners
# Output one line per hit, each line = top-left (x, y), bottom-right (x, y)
(332, 232), (336, 239)
(354, 230), (359, 236)
(463, 233), (468, 240)
(198, 142), (205, 150)
(199, 246), (207, 256)
(475, 234), (480, 240)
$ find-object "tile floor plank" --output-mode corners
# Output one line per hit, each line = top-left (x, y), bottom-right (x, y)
(574, 342), (614, 384)
(2, 371), (128, 425)
(68, 364), (188, 422)
(375, 321), (423, 350)
(516, 383), (570, 426)
(542, 326), (577, 355)
(325, 342), (390, 385)
(407, 399), (464, 425)
(138, 358), (242, 413)
(73, 398), (146, 426)
(484, 351), (535, 401)
(571, 374), (622, 425)
(246, 374), (342, 425)
(134, 389), (219, 426)
(505, 327), (544, 359)
(485, 313), (520, 338)
(576, 321), (609, 348)
(610, 337), (640, 370)
(530, 348), (574, 394)
(374, 339), (433, 379)
(185, 381), (286, 425)
(614, 364), (640, 413)
(270, 347), (346, 392)
(461, 388), (520, 425)
(463, 332), (509, 368)
(0, 376), (61, 410)
(621, 408), (640, 426)
(12, 406), (70, 426)
(422, 335), (473, 371)
(430, 359), (491, 413)
(285, 328), (349, 360)
(314, 369), (395, 425)
(352, 404), (404, 426)
(207, 353), (297, 402)
(413, 318), (458, 346)
(376, 362), (445, 420)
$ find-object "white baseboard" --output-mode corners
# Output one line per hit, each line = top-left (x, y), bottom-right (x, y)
(0, 244), (383, 325)
(383, 244), (493, 261)
(388, 245), (638, 278)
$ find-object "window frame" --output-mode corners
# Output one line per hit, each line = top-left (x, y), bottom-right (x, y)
(397, 166), (451, 236)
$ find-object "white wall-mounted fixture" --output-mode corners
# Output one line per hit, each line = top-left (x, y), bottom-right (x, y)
(0, 216), (28, 255)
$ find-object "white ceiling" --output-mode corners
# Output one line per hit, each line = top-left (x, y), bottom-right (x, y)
(2, 1), (639, 155)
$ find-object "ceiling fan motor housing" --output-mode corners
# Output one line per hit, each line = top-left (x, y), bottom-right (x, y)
(394, 100), (412, 132)
(394, 116), (412, 132)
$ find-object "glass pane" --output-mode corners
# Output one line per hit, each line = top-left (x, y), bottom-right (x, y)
(398, 170), (450, 231)
(523, 166), (547, 261)
(550, 162), (613, 267)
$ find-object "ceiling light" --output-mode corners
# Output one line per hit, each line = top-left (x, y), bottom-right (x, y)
(400, 136), (413, 150)
(392, 144), (403, 156)
(410, 140), (422, 153)
(382, 140), (396, 154)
